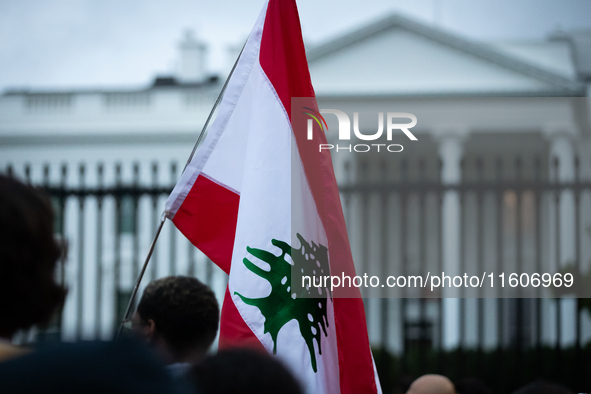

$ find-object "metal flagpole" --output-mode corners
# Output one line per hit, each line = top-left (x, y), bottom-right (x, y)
(116, 42), (246, 341)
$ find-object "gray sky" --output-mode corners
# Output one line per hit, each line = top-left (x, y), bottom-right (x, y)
(1, 0), (590, 92)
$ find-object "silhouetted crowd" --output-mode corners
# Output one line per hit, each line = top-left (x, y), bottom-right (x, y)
(0, 174), (579, 393)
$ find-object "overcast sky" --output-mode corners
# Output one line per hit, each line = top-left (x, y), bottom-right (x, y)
(1, 0), (590, 92)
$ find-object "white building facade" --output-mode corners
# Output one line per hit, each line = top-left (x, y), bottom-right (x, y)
(1, 15), (591, 356)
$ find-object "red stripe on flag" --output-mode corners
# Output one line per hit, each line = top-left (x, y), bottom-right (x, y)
(259, 0), (314, 116)
(259, 1), (378, 393)
(219, 287), (267, 352)
(172, 174), (239, 274)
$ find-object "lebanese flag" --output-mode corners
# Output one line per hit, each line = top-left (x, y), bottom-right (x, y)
(165, 1), (380, 393)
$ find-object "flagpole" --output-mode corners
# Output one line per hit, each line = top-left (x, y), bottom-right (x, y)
(115, 42), (246, 341)
(116, 214), (166, 340)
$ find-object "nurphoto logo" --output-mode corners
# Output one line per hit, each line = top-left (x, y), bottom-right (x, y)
(304, 108), (418, 153)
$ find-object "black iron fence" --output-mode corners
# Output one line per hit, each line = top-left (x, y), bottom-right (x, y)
(4, 153), (591, 393)
(339, 155), (591, 393)
(6, 161), (219, 343)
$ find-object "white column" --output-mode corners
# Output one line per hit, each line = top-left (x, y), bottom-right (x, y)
(549, 133), (576, 265)
(436, 131), (466, 350)
(546, 130), (577, 347)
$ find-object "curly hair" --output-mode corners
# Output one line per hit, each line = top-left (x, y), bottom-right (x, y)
(190, 349), (303, 394)
(136, 276), (219, 357)
(0, 175), (66, 338)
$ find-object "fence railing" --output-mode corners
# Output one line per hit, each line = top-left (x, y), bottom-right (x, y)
(4, 154), (591, 393)
(338, 155), (591, 392)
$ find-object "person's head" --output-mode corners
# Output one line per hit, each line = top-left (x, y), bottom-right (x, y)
(512, 380), (574, 394)
(0, 340), (187, 394)
(455, 377), (492, 394)
(133, 276), (219, 363)
(190, 348), (303, 394)
(0, 175), (66, 339)
(406, 374), (456, 394)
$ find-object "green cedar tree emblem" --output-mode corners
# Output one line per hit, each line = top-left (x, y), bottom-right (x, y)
(235, 233), (331, 373)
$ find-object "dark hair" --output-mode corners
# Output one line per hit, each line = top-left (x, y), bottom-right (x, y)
(512, 380), (574, 394)
(0, 339), (186, 394)
(136, 276), (219, 356)
(0, 175), (66, 338)
(190, 348), (303, 394)
(455, 377), (493, 394)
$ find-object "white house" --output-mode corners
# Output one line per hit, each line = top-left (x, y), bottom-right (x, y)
(1, 14), (590, 354)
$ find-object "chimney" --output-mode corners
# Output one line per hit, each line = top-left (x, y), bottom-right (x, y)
(178, 29), (207, 83)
